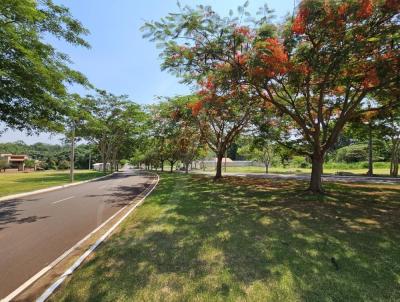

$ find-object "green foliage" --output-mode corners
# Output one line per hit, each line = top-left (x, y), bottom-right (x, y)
(82, 91), (146, 171)
(0, 0), (91, 133)
(24, 159), (36, 168)
(0, 159), (10, 170)
(119, 159), (128, 166)
(0, 141), (99, 170)
(57, 159), (70, 170)
(336, 144), (369, 163)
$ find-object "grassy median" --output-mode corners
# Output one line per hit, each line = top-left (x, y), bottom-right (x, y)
(0, 170), (108, 198)
(51, 173), (400, 302)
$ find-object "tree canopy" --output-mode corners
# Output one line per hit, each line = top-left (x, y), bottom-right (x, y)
(0, 0), (90, 133)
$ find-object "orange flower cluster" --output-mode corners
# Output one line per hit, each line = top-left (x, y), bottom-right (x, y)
(187, 100), (204, 116)
(255, 38), (289, 77)
(235, 51), (248, 65)
(357, 0), (373, 19)
(362, 68), (380, 89)
(198, 76), (215, 91)
(338, 3), (349, 16)
(292, 6), (309, 34)
(233, 26), (252, 38)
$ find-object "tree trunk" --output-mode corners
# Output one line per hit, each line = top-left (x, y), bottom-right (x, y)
(367, 123), (373, 176)
(102, 154), (107, 173)
(69, 129), (75, 183)
(161, 160), (164, 172)
(185, 163), (189, 174)
(309, 153), (324, 193)
(265, 163), (269, 174)
(390, 141), (399, 177)
(215, 153), (224, 180)
(170, 161), (174, 173)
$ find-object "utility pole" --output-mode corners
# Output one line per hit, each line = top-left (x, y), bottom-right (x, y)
(88, 152), (91, 170)
(69, 123), (75, 183)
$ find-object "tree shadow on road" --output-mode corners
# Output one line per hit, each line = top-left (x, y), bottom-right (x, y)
(50, 173), (400, 302)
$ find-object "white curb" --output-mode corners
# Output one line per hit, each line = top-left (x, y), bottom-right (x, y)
(36, 172), (159, 302)
(0, 172), (116, 202)
(0, 171), (159, 302)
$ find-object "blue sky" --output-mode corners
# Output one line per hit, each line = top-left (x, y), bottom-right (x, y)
(0, 0), (294, 144)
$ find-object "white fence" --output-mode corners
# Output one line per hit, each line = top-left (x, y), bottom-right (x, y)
(194, 160), (260, 169)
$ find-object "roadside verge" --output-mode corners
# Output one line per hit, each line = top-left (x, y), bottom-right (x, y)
(2, 171), (159, 302)
(0, 172), (115, 202)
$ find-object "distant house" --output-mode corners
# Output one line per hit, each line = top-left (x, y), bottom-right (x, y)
(0, 154), (29, 171)
(93, 163), (111, 171)
(214, 157), (232, 163)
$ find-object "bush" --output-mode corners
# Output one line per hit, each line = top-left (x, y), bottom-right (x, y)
(24, 159), (36, 168)
(45, 159), (58, 170)
(336, 144), (368, 163)
(0, 159), (10, 171)
(57, 160), (70, 170)
(119, 159), (128, 166)
(290, 156), (310, 168)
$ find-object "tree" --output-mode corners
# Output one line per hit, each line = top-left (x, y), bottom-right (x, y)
(0, 0), (90, 133)
(142, 3), (263, 179)
(170, 97), (202, 173)
(247, 0), (400, 192)
(0, 159), (10, 172)
(346, 110), (381, 176)
(83, 91), (145, 172)
(373, 84), (400, 177)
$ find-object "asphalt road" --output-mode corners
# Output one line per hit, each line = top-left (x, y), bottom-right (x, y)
(0, 169), (155, 299)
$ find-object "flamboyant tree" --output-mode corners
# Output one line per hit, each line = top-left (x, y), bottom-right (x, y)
(247, 0), (400, 192)
(167, 96), (202, 173)
(142, 3), (263, 179)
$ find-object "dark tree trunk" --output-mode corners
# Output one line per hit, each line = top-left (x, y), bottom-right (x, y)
(265, 163), (269, 174)
(215, 153), (224, 180)
(185, 163), (189, 174)
(390, 141), (399, 177)
(161, 160), (164, 172)
(170, 161), (174, 173)
(367, 123), (373, 176)
(102, 159), (107, 173)
(309, 152), (324, 193)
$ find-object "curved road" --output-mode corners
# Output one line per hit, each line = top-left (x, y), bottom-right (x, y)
(0, 169), (155, 299)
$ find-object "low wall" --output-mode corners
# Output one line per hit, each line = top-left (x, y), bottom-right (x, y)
(194, 160), (258, 168)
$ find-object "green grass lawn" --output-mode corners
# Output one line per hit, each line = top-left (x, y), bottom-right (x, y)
(203, 165), (391, 176)
(0, 170), (108, 198)
(51, 173), (400, 302)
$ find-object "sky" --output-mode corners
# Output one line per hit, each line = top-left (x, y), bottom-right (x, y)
(0, 0), (294, 144)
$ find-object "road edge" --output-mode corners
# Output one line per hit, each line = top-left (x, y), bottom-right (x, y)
(36, 171), (159, 302)
(0, 172), (116, 202)
(0, 171), (159, 302)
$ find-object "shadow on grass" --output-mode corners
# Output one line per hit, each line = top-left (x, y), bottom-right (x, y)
(53, 173), (400, 302)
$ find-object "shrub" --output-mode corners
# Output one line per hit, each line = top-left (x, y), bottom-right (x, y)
(119, 159), (129, 166)
(0, 159), (10, 171)
(24, 159), (36, 168)
(290, 156), (310, 168)
(336, 144), (368, 163)
(57, 160), (70, 170)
